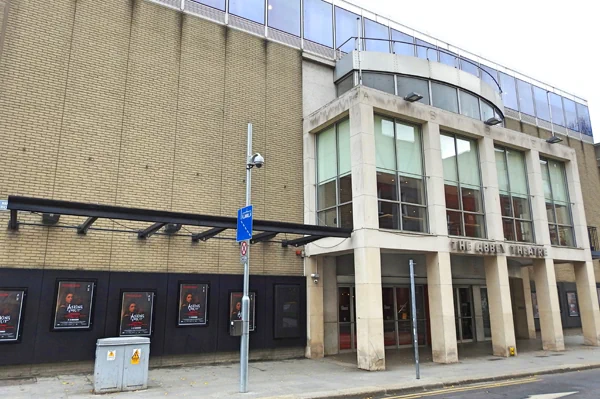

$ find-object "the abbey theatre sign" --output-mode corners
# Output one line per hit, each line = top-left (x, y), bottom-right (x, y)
(450, 239), (547, 258)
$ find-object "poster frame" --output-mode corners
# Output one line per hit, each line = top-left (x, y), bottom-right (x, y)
(0, 287), (27, 344)
(229, 291), (256, 332)
(51, 279), (96, 331)
(177, 282), (209, 327)
(118, 289), (156, 337)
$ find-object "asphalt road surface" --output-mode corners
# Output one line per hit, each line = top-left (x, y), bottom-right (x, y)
(375, 368), (600, 399)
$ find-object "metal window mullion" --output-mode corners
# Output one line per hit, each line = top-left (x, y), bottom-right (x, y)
(300, 0), (304, 49)
(561, 163), (576, 246)
(264, 0), (268, 36)
(544, 159), (560, 237)
(457, 88), (462, 116)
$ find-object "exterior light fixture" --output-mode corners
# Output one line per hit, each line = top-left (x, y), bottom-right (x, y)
(484, 116), (503, 126)
(546, 135), (563, 144)
(404, 92), (423, 102)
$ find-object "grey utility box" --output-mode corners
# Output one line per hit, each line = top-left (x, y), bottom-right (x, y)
(94, 337), (150, 394)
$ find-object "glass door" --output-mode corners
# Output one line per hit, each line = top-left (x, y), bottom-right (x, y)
(382, 287), (397, 347)
(454, 287), (474, 342)
(396, 286), (427, 347)
(338, 286), (356, 351)
(480, 287), (491, 339)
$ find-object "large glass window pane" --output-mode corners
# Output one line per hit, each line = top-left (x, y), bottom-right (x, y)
(362, 72), (394, 94)
(439, 50), (458, 67)
(460, 57), (479, 77)
(400, 176), (425, 205)
(460, 91), (480, 119)
(432, 83), (458, 113)
(318, 208), (337, 227)
(379, 201), (400, 229)
(396, 122), (422, 176)
(533, 86), (550, 122)
(480, 100), (495, 123)
(456, 138), (480, 187)
(500, 194), (512, 217)
(391, 29), (414, 56)
(563, 98), (579, 132)
(339, 203), (353, 229)
(364, 18), (389, 53)
(499, 72), (518, 110)
(440, 134), (458, 181)
(335, 6), (359, 53)
(546, 202), (556, 223)
(444, 184), (460, 210)
(558, 226), (574, 247)
(464, 213), (484, 238)
(517, 79), (535, 116)
(198, 0), (225, 10)
(548, 160), (568, 202)
(229, 0), (265, 23)
(555, 202), (571, 225)
(503, 218), (515, 241)
(513, 197), (531, 220)
(397, 76), (429, 105)
(495, 148), (509, 192)
(317, 127), (336, 183)
(268, 0), (300, 36)
(540, 160), (552, 200)
(447, 211), (463, 236)
(402, 205), (426, 232)
(548, 224), (559, 245)
(480, 65), (498, 90)
(461, 186), (483, 213)
(416, 39), (437, 60)
(317, 180), (336, 210)
(576, 103), (593, 136)
(549, 93), (565, 126)
(374, 116), (396, 171)
(516, 221), (533, 242)
(336, 73), (354, 97)
(377, 172), (397, 201)
(339, 174), (352, 204)
(506, 149), (528, 196)
(338, 120), (351, 175)
(304, 0), (333, 47)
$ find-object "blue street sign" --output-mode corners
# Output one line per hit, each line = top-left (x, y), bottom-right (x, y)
(236, 205), (253, 242)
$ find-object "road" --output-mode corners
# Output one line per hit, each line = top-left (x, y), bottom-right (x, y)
(374, 368), (600, 399)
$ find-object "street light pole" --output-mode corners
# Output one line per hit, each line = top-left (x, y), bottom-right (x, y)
(240, 123), (252, 393)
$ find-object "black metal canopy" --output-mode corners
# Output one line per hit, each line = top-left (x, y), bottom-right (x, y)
(6, 196), (351, 247)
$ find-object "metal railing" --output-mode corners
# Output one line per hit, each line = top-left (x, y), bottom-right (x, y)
(588, 226), (598, 251)
(335, 36), (502, 93)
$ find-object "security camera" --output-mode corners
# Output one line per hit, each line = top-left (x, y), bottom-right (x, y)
(248, 153), (265, 169)
(310, 273), (320, 284)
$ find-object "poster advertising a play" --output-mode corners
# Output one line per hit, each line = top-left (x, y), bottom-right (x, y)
(119, 291), (154, 336)
(0, 289), (25, 342)
(230, 292), (256, 331)
(178, 283), (208, 326)
(53, 281), (95, 330)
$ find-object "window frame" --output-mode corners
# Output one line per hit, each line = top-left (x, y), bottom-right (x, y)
(495, 146), (535, 243)
(375, 115), (428, 233)
(540, 157), (576, 247)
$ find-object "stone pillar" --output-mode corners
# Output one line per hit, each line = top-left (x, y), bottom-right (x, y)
(525, 149), (551, 246)
(520, 267), (537, 339)
(323, 256), (339, 355)
(305, 256), (324, 359)
(426, 251), (458, 363)
(422, 122), (448, 236)
(532, 258), (564, 351)
(478, 136), (504, 241)
(349, 101), (385, 371)
(574, 261), (600, 346)
(484, 256), (517, 356)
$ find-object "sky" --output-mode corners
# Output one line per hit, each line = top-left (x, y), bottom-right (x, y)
(348, 0), (600, 143)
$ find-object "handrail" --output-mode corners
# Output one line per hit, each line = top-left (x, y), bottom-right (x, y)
(335, 36), (502, 93)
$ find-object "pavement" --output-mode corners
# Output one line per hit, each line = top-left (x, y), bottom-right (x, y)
(1, 334), (600, 399)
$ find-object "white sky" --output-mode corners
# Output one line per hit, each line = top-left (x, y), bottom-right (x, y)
(348, 0), (600, 143)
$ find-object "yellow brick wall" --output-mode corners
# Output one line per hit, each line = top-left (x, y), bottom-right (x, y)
(0, 0), (303, 276)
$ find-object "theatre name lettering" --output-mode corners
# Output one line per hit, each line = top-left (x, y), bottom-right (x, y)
(450, 240), (547, 258)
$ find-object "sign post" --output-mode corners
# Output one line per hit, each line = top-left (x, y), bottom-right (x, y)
(409, 258), (420, 379)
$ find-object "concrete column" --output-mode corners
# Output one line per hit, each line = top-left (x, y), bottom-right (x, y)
(479, 136), (504, 240)
(305, 256), (324, 359)
(574, 261), (600, 346)
(520, 266), (537, 339)
(472, 285), (486, 342)
(323, 256), (339, 355)
(532, 258), (564, 351)
(426, 251), (458, 363)
(349, 101), (385, 371)
(302, 125), (317, 226)
(525, 149), (551, 246)
(564, 156), (590, 252)
(484, 256), (517, 356)
(422, 122), (448, 236)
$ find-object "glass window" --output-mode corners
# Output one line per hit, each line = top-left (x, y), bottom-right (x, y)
(480, 100), (495, 123)
(563, 98), (579, 132)
(480, 65), (499, 90)
(460, 57), (479, 77)
(432, 83), (458, 113)
(517, 79), (535, 116)
(336, 73), (354, 96)
(364, 18), (389, 53)
(549, 93), (565, 126)
(335, 6), (359, 53)
(416, 39), (437, 61)
(532, 86), (550, 122)
(304, 0), (333, 47)
(439, 50), (458, 68)
(442, 133), (484, 238)
(316, 120), (352, 229)
(362, 72), (394, 94)
(375, 116), (427, 232)
(268, 0), (300, 36)
(391, 29), (414, 56)
(397, 76), (429, 105)
(576, 103), (593, 136)
(496, 147), (533, 242)
(229, 0), (265, 24)
(460, 91), (480, 120)
(274, 285), (301, 338)
(499, 72), (518, 110)
(540, 158), (574, 246)
(198, 0), (225, 10)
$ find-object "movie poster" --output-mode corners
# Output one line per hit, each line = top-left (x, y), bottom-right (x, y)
(0, 289), (25, 342)
(178, 283), (208, 326)
(229, 292), (256, 331)
(567, 292), (579, 317)
(119, 291), (154, 336)
(53, 281), (95, 330)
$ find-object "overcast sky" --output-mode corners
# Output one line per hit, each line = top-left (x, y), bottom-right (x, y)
(348, 0), (600, 143)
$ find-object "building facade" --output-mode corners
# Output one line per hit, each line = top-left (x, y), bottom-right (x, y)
(0, 0), (599, 374)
